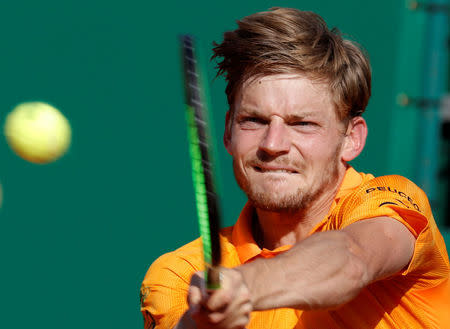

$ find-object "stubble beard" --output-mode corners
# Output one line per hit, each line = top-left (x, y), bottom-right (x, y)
(233, 149), (342, 213)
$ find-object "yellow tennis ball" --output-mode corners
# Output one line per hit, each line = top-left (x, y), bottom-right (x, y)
(4, 102), (71, 164)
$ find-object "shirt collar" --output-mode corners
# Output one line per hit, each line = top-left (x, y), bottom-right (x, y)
(231, 166), (364, 264)
(335, 166), (363, 199)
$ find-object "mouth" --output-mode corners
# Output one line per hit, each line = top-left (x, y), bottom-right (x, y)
(253, 165), (299, 174)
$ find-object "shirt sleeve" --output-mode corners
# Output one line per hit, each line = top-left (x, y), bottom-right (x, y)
(333, 174), (450, 290)
(140, 249), (202, 329)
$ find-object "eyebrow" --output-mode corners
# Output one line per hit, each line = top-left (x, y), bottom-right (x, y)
(285, 112), (319, 121)
(238, 107), (320, 120)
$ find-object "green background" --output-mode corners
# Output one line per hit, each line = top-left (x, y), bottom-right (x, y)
(0, 1), (448, 328)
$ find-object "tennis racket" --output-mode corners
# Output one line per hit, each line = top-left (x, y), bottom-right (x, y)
(180, 35), (222, 289)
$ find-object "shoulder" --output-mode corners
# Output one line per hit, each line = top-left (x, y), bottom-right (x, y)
(140, 239), (205, 327)
(338, 174), (431, 219)
(333, 174), (431, 233)
(360, 174), (426, 201)
(139, 225), (240, 327)
(143, 225), (237, 285)
(333, 173), (450, 288)
(141, 238), (203, 292)
(148, 238), (203, 276)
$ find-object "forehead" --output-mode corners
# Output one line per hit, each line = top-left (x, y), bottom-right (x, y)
(234, 74), (335, 117)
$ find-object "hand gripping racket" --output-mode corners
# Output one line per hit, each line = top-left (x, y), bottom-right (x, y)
(180, 35), (222, 289)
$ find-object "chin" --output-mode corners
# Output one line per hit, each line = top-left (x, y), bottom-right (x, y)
(247, 189), (310, 212)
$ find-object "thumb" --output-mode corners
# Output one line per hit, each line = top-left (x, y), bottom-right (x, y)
(188, 285), (202, 308)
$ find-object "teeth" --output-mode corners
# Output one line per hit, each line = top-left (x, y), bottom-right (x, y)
(254, 166), (297, 173)
(260, 168), (292, 173)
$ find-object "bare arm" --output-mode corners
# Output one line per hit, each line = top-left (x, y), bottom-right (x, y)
(176, 217), (415, 328)
(238, 217), (415, 310)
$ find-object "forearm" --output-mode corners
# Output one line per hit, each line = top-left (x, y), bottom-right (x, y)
(236, 230), (370, 311)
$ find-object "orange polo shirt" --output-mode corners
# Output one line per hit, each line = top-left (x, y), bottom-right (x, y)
(140, 168), (450, 328)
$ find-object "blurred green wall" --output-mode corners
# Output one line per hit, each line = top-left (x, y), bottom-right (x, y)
(0, 1), (447, 328)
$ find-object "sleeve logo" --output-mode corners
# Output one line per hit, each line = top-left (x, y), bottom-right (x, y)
(365, 186), (421, 212)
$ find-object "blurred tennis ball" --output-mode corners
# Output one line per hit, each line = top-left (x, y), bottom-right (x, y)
(4, 102), (71, 164)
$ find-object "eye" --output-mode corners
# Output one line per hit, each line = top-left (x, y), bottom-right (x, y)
(238, 116), (267, 129)
(289, 120), (319, 132)
(290, 121), (316, 127)
(244, 117), (265, 123)
(291, 121), (312, 126)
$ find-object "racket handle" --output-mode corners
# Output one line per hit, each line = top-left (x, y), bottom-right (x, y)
(207, 266), (221, 290)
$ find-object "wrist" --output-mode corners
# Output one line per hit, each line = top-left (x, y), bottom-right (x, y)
(234, 261), (260, 310)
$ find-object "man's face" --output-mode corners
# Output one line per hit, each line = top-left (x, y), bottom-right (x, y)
(225, 74), (348, 212)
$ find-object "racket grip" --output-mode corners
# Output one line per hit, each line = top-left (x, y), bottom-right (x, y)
(206, 266), (221, 290)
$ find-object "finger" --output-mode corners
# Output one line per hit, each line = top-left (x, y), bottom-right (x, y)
(209, 312), (251, 329)
(213, 302), (252, 329)
(202, 288), (251, 327)
(203, 287), (232, 311)
(203, 268), (235, 311)
(205, 269), (250, 311)
(210, 285), (252, 326)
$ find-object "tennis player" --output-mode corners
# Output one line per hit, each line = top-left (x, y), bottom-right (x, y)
(141, 7), (450, 329)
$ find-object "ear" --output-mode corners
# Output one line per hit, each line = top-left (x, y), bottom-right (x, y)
(223, 110), (233, 155)
(341, 116), (368, 162)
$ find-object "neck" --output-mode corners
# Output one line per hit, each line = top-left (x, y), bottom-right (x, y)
(252, 167), (347, 250)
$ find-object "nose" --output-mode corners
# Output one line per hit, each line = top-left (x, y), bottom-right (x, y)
(259, 120), (290, 156)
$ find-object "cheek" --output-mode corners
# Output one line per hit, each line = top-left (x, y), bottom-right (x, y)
(293, 133), (342, 163)
(230, 129), (261, 154)
(293, 134), (325, 153)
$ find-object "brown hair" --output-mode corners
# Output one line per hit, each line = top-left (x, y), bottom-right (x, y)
(212, 7), (371, 121)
